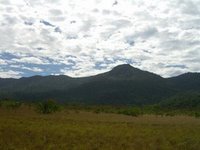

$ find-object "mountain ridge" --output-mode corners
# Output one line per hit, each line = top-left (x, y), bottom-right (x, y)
(0, 64), (199, 105)
(1, 64), (199, 80)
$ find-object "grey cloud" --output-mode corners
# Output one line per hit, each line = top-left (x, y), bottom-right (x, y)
(124, 35), (135, 46)
(100, 27), (117, 40)
(166, 64), (188, 69)
(36, 47), (44, 50)
(125, 27), (158, 42)
(92, 8), (99, 13)
(80, 18), (96, 32)
(111, 19), (132, 28)
(0, 0), (10, 5)
(160, 39), (200, 50)
(178, 0), (200, 15)
(179, 19), (200, 30)
(113, 1), (118, 6)
(39, 29), (57, 42)
(138, 27), (158, 39)
(70, 20), (76, 24)
(49, 9), (63, 16)
(102, 10), (111, 15)
(54, 27), (62, 33)
(50, 16), (66, 22)
(40, 20), (55, 27)
(1, 14), (19, 25)
(66, 33), (78, 39)
(0, 27), (15, 49)
(24, 21), (34, 26)
(25, 0), (43, 6)
(46, 0), (61, 3)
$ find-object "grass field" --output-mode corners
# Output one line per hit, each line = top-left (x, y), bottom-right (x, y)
(1, 106), (200, 150)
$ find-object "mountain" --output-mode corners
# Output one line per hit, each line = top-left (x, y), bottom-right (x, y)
(0, 64), (199, 105)
(168, 72), (200, 91)
(105, 64), (163, 80)
(63, 64), (176, 104)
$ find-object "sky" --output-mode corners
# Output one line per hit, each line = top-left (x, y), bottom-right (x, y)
(0, 0), (199, 78)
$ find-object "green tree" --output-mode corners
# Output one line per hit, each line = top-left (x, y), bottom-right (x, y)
(36, 99), (60, 114)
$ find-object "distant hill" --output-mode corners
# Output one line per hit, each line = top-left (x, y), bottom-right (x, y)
(0, 64), (199, 105)
(168, 72), (200, 91)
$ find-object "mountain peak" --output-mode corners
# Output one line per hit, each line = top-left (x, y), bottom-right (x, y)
(106, 64), (162, 80)
(108, 64), (143, 78)
(112, 64), (134, 70)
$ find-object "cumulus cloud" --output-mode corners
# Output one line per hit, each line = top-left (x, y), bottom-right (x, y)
(0, 59), (7, 65)
(0, 0), (199, 78)
(0, 70), (22, 78)
(12, 57), (49, 64)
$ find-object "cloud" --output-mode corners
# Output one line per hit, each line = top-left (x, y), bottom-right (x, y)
(21, 66), (43, 72)
(40, 20), (55, 27)
(49, 9), (63, 16)
(0, 0), (200, 78)
(0, 70), (22, 78)
(0, 59), (7, 65)
(12, 57), (49, 65)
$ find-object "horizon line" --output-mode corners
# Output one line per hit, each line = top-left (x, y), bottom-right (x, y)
(0, 64), (199, 80)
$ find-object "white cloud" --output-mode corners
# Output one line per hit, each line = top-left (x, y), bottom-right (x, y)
(22, 66), (43, 72)
(0, 59), (7, 65)
(0, 70), (22, 78)
(12, 57), (49, 64)
(0, 0), (200, 78)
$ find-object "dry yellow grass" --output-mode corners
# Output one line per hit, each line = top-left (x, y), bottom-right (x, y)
(0, 106), (200, 150)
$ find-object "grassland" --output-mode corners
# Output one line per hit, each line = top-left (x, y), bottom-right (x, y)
(0, 105), (200, 150)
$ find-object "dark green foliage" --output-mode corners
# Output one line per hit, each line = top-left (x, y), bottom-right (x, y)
(194, 112), (200, 118)
(160, 92), (200, 109)
(0, 99), (22, 109)
(165, 112), (175, 117)
(1, 100), (200, 118)
(117, 107), (142, 116)
(36, 99), (60, 114)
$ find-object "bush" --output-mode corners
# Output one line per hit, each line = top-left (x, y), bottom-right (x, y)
(36, 100), (60, 114)
(118, 107), (141, 117)
(0, 100), (22, 110)
(194, 112), (200, 118)
(165, 112), (175, 117)
(93, 109), (101, 114)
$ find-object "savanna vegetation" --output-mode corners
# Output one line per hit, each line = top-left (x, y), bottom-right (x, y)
(1, 99), (200, 149)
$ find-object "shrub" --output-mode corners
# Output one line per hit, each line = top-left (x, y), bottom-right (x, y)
(194, 112), (200, 118)
(118, 107), (141, 117)
(0, 100), (22, 110)
(93, 109), (101, 114)
(165, 112), (175, 117)
(36, 100), (60, 114)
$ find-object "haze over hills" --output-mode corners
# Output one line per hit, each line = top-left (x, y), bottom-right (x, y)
(0, 64), (199, 105)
